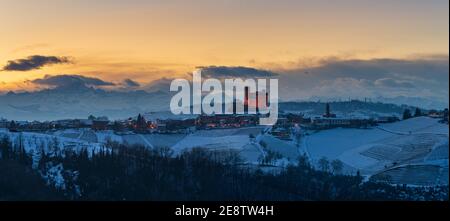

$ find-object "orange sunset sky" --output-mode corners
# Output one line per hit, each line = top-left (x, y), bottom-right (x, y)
(0, 0), (448, 92)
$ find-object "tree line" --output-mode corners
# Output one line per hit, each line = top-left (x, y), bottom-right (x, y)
(0, 135), (448, 201)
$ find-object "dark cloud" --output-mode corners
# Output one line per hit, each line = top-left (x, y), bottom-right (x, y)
(276, 56), (449, 108)
(188, 59), (448, 108)
(281, 57), (448, 85)
(142, 77), (173, 92)
(3, 55), (71, 71)
(198, 66), (278, 78)
(32, 74), (114, 88)
(122, 78), (140, 87)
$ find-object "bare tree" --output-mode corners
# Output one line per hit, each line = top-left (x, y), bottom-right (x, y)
(331, 159), (344, 174)
(318, 157), (330, 172)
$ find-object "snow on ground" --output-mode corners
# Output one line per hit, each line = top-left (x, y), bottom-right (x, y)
(239, 143), (263, 163)
(303, 116), (449, 185)
(96, 130), (123, 143)
(379, 116), (448, 135)
(42, 163), (66, 190)
(122, 134), (148, 147)
(0, 130), (107, 161)
(338, 144), (383, 174)
(306, 127), (392, 160)
(143, 111), (198, 121)
(3, 117), (445, 186)
(170, 127), (265, 154)
(371, 164), (448, 186)
(78, 130), (98, 142)
(54, 129), (123, 144)
(260, 135), (299, 161)
(425, 140), (449, 162)
(59, 132), (81, 139)
(231, 127), (265, 136)
(120, 134), (187, 149)
(141, 134), (186, 148)
(192, 127), (264, 137)
(171, 134), (250, 153)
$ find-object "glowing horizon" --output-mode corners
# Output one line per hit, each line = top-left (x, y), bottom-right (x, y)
(0, 0), (448, 91)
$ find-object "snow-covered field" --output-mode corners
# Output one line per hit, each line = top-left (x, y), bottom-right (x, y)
(15, 126), (269, 164)
(0, 129), (110, 191)
(260, 135), (298, 160)
(303, 117), (449, 185)
(170, 127), (264, 155)
(0, 129), (107, 176)
(2, 116), (447, 186)
(0, 130), (106, 156)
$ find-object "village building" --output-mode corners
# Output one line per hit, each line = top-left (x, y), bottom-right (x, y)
(305, 103), (375, 129)
(92, 117), (110, 130)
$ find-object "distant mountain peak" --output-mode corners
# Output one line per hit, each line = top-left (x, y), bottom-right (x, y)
(6, 91), (16, 96)
(51, 82), (96, 93)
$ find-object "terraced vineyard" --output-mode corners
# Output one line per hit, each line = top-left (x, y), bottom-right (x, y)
(361, 145), (401, 161)
(79, 130), (98, 143)
(306, 117), (449, 186)
(426, 142), (449, 161)
(372, 165), (448, 186)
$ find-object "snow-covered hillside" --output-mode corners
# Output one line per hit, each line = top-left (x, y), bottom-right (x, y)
(303, 117), (449, 186)
(2, 116), (447, 187)
(0, 130), (106, 157)
(0, 85), (171, 121)
(16, 127), (269, 164)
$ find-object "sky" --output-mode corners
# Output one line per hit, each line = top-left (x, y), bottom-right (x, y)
(0, 0), (448, 106)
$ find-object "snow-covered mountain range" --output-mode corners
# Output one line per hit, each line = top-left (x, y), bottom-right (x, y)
(0, 81), (444, 121)
(0, 84), (172, 121)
